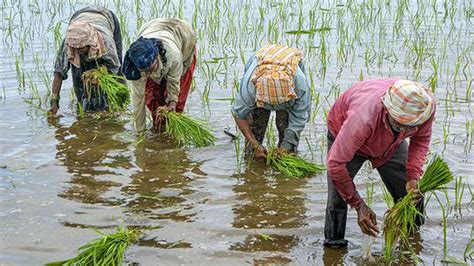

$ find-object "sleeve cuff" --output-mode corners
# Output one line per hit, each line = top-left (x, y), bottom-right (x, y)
(280, 140), (294, 151)
(407, 172), (421, 181)
(347, 191), (364, 209)
(54, 70), (68, 80)
(166, 95), (179, 105)
(231, 105), (250, 120)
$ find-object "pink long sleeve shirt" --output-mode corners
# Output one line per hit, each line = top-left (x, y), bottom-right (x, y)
(326, 79), (436, 208)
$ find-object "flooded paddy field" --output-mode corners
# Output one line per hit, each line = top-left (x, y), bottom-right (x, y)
(0, 0), (472, 265)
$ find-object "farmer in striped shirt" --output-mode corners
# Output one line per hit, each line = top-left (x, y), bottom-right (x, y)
(123, 18), (196, 132)
(232, 44), (311, 159)
(324, 79), (436, 248)
(49, 6), (123, 115)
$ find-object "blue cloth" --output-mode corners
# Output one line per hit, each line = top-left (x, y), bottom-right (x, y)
(122, 37), (158, 80)
(231, 54), (311, 151)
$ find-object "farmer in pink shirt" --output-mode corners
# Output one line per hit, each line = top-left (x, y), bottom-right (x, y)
(324, 79), (436, 248)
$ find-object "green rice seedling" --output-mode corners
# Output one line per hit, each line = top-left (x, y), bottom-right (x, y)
(464, 225), (473, 262)
(232, 133), (243, 174)
(15, 55), (25, 90)
(266, 148), (325, 179)
(159, 110), (216, 147)
(366, 182), (374, 208)
(381, 184), (394, 208)
(82, 66), (130, 112)
(434, 190), (468, 264)
(454, 176), (466, 214)
(434, 191), (449, 259)
(135, 132), (146, 146)
(261, 117), (324, 178)
(285, 27), (332, 35)
(465, 119), (473, 154)
(47, 226), (140, 266)
(304, 137), (315, 161)
(259, 234), (274, 241)
(383, 155), (454, 262)
(77, 100), (85, 119)
(53, 21), (63, 49)
(428, 56), (439, 92)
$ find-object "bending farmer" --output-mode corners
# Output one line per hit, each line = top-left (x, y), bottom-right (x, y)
(232, 44), (311, 159)
(123, 18), (197, 131)
(49, 6), (123, 114)
(324, 79), (436, 248)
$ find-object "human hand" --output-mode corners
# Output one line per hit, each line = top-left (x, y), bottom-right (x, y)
(253, 144), (267, 160)
(406, 179), (422, 205)
(48, 97), (60, 116)
(356, 201), (379, 237)
(157, 101), (177, 113)
(48, 105), (59, 116)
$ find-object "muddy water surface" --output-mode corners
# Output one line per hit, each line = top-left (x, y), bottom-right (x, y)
(1, 0), (473, 265)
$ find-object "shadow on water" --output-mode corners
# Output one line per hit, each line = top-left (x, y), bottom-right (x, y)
(50, 114), (131, 206)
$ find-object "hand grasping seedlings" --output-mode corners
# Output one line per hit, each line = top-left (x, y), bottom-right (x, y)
(356, 202), (379, 237)
(82, 66), (130, 112)
(383, 155), (454, 262)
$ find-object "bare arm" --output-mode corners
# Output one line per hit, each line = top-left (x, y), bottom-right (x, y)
(233, 115), (267, 159)
(234, 116), (259, 147)
(51, 72), (63, 96)
(48, 73), (63, 115)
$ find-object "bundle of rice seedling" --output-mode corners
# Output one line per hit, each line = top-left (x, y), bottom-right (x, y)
(47, 226), (140, 266)
(383, 155), (454, 261)
(160, 111), (216, 147)
(82, 66), (130, 112)
(266, 149), (325, 178)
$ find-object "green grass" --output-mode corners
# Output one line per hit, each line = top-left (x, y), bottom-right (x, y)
(47, 226), (140, 266)
(82, 66), (130, 112)
(383, 155), (454, 262)
(266, 149), (325, 179)
(160, 111), (216, 147)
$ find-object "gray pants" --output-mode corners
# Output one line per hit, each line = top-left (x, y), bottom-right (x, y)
(245, 108), (293, 154)
(323, 131), (424, 248)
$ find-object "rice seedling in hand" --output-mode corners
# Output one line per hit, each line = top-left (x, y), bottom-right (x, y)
(47, 226), (141, 266)
(159, 110), (216, 147)
(383, 155), (454, 261)
(82, 66), (130, 112)
(265, 148), (325, 179)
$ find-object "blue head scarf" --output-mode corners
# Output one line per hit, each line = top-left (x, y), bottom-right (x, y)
(122, 37), (165, 80)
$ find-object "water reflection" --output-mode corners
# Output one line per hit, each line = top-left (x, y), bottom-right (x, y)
(322, 246), (348, 265)
(122, 135), (200, 222)
(231, 164), (308, 229)
(230, 164), (309, 253)
(230, 234), (299, 253)
(51, 115), (131, 205)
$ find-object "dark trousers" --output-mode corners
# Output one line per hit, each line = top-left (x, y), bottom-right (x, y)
(245, 108), (293, 154)
(323, 131), (424, 247)
(70, 9), (123, 112)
